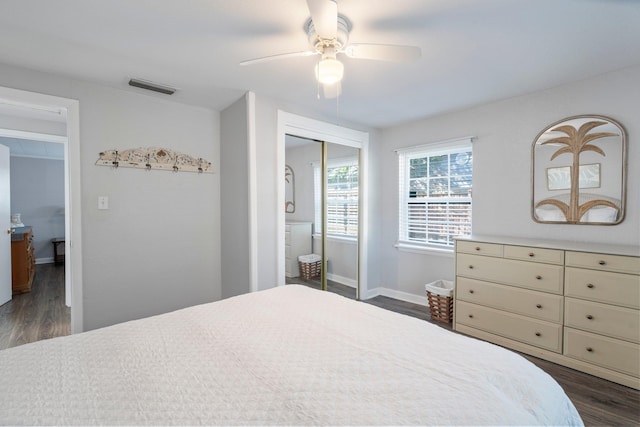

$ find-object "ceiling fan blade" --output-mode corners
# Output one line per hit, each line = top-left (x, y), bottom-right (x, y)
(322, 82), (341, 99)
(343, 44), (421, 63)
(240, 50), (317, 66)
(306, 0), (337, 40)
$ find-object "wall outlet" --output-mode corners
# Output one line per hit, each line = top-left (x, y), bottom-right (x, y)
(98, 196), (109, 210)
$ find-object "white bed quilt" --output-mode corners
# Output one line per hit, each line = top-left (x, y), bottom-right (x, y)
(0, 285), (583, 425)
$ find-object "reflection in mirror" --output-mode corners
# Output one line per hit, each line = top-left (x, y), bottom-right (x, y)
(283, 135), (359, 300)
(532, 115), (627, 225)
(284, 135), (320, 286)
(322, 142), (359, 299)
(285, 164), (295, 213)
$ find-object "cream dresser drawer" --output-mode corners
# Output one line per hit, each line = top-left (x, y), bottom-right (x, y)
(456, 240), (503, 257)
(457, 277), (563, 323)
(565, 298), (639, 343)
(457, 253), (564, 294)
(565, 267), (639, 309)
(456, 301), (562, 352)
(504, 245), (564, 265)
(566, 251), (640, 275)
(564, 328), (640, 377)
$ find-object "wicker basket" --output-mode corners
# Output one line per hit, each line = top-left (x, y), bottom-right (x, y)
(425, 280), (454, 323)
(298, 254), (321, 280)
(426, 291), (453, 322)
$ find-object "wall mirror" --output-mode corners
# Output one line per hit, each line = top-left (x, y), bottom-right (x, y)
(285, 164), (295, 213)
(532, 115), (627, 225)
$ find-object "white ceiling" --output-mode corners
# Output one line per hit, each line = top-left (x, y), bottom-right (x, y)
(0, 0), (639, 129)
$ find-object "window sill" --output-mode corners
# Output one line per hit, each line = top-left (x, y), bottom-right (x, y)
(313, 234), (357, 245)
(394, 242), (454, 258)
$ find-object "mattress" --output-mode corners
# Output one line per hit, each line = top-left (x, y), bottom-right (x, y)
(0, 285), (583, 425)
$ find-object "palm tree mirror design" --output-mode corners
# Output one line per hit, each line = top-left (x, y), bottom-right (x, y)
(532, 115), (627, 225)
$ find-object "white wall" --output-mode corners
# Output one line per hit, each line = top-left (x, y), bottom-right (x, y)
(373, 65), (640, 300)
(9, 156), (64, 261)
(284, 143), (318, 228)
(220, 95), (250, 298)
(0, 63), (221, 330)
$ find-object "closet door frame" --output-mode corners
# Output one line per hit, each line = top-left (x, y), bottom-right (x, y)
(277, 111), (368, 298)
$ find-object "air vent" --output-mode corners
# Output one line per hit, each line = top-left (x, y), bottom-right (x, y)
(128, 78), (176, 95)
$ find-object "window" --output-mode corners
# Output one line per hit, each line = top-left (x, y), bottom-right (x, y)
(314, 158), (359, 237)
(397, 138), (472, 250)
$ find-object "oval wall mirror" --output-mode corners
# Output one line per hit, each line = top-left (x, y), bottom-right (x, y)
(531, 115), (627, 225)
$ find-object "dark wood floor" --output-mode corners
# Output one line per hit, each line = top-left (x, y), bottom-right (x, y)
(2, 272), (637, 426)
(0, 263), (70, 350)
(290, 276), (639, 427)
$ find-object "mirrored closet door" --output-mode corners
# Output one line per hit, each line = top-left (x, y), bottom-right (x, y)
(284, 135), (360, 300)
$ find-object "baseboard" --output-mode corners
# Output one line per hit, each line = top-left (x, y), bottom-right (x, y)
(36, 257), (54, 265)
(326, 273), (356, 288)
(362, 286), (429, 307)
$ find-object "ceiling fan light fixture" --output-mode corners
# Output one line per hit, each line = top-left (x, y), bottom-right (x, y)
(315, 57), (344, 85)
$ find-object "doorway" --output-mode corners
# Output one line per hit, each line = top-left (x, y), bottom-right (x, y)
(277, 111), (368, 298)
(0, 86), (83, 334)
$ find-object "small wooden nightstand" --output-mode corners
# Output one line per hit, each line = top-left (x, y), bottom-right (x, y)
(11, 226), (35, 294)
(52, 237), (65, 265)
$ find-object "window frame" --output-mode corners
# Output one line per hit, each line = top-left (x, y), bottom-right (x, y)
(313, 156), (359, 239)
(397, 137), (473, 252)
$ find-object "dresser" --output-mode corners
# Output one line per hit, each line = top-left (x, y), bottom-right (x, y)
(285, 222), (312, 278)
(11, 226), (35, 294)
(454, 236), (639, 389)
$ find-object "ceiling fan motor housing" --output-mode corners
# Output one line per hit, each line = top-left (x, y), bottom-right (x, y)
(305, 14), (351, 52)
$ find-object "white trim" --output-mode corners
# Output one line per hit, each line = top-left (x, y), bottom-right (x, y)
(0, 86), (83, 334)
(246, 92), (258, 293)
(277, 111), (368, 297)
(394, 242), (455, 258)
(0, 128), (66, 144)
(35, 257), (54, 265)
(313, 234), (357, 245)
(362, 286), (429, 307)
(395, 136), (475, 154)
(8, 153), (64, 161)
(326, 272), (357, 288)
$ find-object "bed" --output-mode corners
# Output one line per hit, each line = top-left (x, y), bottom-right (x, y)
(0, 285), (583, 425)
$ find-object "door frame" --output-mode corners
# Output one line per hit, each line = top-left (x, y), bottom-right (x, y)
(0, 86), (83, 333)
(276, 111), (369, 296)
(0, 144), (10, 306)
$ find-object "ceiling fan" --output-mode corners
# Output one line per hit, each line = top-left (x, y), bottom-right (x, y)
(240, 0), (421, 99)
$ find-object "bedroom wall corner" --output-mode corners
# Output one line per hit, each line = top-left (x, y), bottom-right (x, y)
(374, 65), (640, 300)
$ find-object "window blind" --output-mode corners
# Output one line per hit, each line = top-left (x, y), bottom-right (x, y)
(314, 157), (359, 237)
(397, 138), (473, 249)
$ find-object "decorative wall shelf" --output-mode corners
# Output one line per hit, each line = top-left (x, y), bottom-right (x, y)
(96, 147), (213, 174)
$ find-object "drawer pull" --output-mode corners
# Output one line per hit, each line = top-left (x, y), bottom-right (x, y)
(598, 260), (606, 266)
(528, 252), (535, 257)
(536, 304), (542, 309)
(535, 275), (542, 280)
(475, 246), (481, 251)
(468, 314), (474, 319)
(586, 347), (594, 352)
(587, 283), (594, 289)
(469, 289), (475, 294)
(468, 265), (474, 269)
(535, 332), (541, 337)
(586, 315), (593, 320)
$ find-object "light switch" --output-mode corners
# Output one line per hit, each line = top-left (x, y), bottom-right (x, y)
(98, 196), (109, 210)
